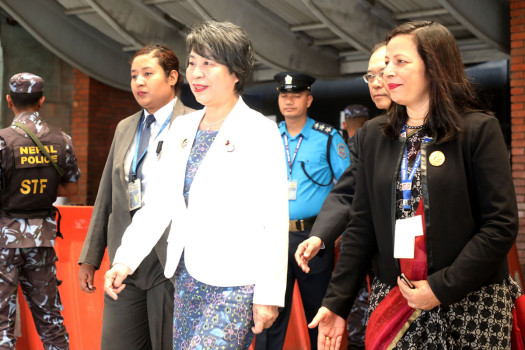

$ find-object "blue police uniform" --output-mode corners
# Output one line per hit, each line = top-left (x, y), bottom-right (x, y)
(256, 113), (349, 350)
(280, 117), (349, 219)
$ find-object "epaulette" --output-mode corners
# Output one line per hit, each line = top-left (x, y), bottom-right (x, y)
(312, 121), (335, 136)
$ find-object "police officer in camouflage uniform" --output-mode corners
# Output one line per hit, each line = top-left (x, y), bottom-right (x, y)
(0, 73), (80, 350)
(342, 104), (369, 149)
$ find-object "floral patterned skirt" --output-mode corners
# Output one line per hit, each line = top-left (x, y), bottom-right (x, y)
(173, 254), (255, 350)
(367, 276), (522, 349)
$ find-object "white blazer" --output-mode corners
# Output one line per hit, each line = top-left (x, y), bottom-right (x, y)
(114, 97), (289, 306)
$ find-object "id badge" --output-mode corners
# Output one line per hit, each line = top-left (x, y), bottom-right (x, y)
(128, 179), (142, 211)
(288, 180), (298, 200)
(393, 215), (423, 259)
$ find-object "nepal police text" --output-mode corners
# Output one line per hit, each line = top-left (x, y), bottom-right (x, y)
(19, 145), (58, 165)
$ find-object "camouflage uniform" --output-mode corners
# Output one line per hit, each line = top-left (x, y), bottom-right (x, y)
(0, 75), (80, 350)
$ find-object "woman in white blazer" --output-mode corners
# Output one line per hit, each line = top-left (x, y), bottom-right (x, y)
(104, 21), (289, 349)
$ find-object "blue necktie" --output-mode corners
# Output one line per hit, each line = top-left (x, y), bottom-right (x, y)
(136, 114), (155, 180)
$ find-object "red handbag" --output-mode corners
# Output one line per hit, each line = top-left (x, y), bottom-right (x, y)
(512, 295), (525, 350)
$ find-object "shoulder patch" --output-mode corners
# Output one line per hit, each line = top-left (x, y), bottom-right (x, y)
(312, 121), (335, 136)
(337, 143), (348, 159)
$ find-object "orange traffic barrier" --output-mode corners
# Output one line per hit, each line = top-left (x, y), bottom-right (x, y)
(14, 206), (313, 350)
(12, 206), (525, 349)
(249, 281), (311, 350)
(282, 284), (311, 350)
(16, 206), (109, 350)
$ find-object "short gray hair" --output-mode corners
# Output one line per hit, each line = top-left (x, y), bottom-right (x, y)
(186, 21), (254, 95)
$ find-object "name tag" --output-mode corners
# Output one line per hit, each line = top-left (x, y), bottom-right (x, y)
(128, 179), (142, 211)
(394, 215), (423, 259)
(288, 180), (298, 200)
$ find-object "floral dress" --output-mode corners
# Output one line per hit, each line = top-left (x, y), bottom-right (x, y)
(175, 129), (255, 350)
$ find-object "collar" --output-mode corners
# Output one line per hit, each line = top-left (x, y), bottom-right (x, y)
(186, 96), (247, 137)
(12, 110), (41, 123)
(279, 116), (314, 140)
(11, 111), (47, 136)
(144, 97), (177, 126)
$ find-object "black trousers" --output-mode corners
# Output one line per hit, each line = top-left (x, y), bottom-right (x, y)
(255, 229), (334, 350)
(101, 250), (174, 350)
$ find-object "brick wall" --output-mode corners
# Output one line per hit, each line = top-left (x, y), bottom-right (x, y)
(69, 69), (138, 204)
(511, 0), (525, 273)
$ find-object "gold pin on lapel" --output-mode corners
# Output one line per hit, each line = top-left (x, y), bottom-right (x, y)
(181, 138), (188, 149)
(429, 151), (445, 166)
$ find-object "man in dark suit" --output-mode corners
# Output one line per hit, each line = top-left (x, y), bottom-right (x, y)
(78, 45), (194, 350)
(295, 43), (390, 350)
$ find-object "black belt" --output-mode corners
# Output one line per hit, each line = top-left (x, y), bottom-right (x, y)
(289, 216), (317, 232)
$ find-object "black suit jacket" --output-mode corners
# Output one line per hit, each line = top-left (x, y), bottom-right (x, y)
(323, 113), (518, 318)
(310, 128), (361, 245)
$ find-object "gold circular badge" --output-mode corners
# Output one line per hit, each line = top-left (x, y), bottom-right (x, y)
(181, 138), (188, 148)
(429, 151), (445, 167)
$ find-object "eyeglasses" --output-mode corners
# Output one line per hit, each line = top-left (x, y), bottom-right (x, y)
(362, 71), (384, 84)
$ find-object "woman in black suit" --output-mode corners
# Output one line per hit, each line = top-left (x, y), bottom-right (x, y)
(311, 20), (521, 350)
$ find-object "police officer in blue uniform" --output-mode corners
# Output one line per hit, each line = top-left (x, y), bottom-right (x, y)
(255, 72), (350, 350)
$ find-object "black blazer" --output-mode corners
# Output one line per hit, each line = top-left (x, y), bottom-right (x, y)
(310, 128), (361, 245)
(323, 112), (518, 318)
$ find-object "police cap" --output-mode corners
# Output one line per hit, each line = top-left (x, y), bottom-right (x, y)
(344, 104), (369, 120)
(274, 72), (316, 93)
(9, 73), (44, 94)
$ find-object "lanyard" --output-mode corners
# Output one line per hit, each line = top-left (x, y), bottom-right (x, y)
(283, 133), (303, 180)
(400, 125), (431, 210)
(130, 111), (173, 180)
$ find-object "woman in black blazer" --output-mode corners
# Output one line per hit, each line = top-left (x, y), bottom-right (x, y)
(311, 21), (521, 350)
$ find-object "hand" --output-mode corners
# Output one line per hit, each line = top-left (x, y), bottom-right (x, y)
(78, 263), (96, 293)
(251, 304), (278, 334)
(103, 264), (130, 300)
(294, 236), (323, 273)
(309, 306), (346, 350)
(397, 276), (440, 310)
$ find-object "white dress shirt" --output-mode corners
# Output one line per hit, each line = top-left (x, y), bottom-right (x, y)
(124, 98), (176, 206)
